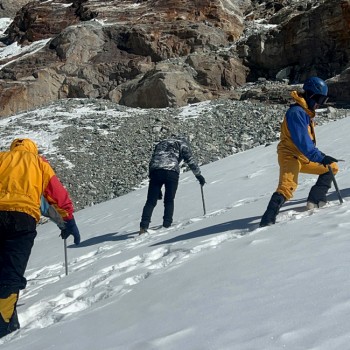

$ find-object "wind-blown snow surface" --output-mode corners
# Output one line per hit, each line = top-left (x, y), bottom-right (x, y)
(2, 114), (350, 349)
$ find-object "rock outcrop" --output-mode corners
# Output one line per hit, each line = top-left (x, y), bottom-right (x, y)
(0, 0), (246, 116)
(238, 0), (350, 104)
(0, 0), (349, 117)
(0, 0), (31, 18)
(327, 67), (350, 105)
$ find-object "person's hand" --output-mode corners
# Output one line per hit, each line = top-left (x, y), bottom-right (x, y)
(321, 155), (338, 166)
(60, 217), (80, 245)
(196, 174), (206, 186)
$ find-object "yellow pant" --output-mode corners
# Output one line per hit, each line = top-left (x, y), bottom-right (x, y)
(276, 154), (339, 200)
(0, 293), (18, 323)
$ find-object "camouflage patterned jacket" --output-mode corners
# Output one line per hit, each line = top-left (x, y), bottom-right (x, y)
(149, 138), (201, 176)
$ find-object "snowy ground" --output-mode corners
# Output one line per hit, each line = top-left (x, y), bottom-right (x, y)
(1, 112), (350, 349)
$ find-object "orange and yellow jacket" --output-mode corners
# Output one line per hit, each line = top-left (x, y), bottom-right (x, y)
(0, 138), (74, 222)
(277, 91), (324, 164)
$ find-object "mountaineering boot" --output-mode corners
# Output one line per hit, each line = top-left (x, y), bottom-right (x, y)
(0, 310), (20, 338)
(259, 192), (286, 227)
(9, 310), (19, 332)
(306, 172), (332, 209)
(139, 227), (148, 235)
(306, 201), (327, 210)
(0, 293), (20, 338)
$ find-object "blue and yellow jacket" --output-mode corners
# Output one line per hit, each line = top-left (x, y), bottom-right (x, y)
(277, 91), (324, 163)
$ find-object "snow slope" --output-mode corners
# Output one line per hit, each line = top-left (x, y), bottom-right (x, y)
(1, 113), (350, 350)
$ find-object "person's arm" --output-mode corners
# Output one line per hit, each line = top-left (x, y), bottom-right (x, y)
(40, 157), (74, 220)
(180, 140), (201, 176)
(286, 108), (324, 163)
(179, 140), (206, 185)
(40, 196), (65, 229)
(43, 175), (74, 220)
(41, 158), (80, 245)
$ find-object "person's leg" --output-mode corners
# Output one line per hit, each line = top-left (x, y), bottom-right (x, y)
(259, 192), (286, 227)
(163, 171), (179, 228)
(0, 214), (37, 293)
(260, 155), (299, 227)
(275, 155), (301, 201)
(0, 212), (36, 338)
(140, 171), (163, 231)
(301, 162), (339, 208)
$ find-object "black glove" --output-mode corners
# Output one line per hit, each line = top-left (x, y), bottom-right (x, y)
(60, 217), (81, 245)
(196, 174), (206, 186)
(321, 155), (338, 166)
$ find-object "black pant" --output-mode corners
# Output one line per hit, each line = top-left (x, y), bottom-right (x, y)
(0, 211), (37, 298)
(140, 169), (179, 229)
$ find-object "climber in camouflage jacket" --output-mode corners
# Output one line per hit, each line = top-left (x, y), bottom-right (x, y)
(149, 137), (202, 176)
(140, 136), (205, 234)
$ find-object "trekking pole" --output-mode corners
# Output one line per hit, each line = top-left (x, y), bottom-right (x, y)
(328, 165), (343, 204)
(64, 239), (68, 276)
(200, 185), (206, 215)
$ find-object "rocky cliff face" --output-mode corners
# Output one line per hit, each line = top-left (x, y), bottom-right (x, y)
(0, 0), (31, 18)
(0, 0), (349, 117)
(239, 1), (350, 85)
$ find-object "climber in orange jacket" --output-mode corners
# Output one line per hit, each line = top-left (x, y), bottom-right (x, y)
(260, 77), (339, 227)
(0, 138), (80, 338)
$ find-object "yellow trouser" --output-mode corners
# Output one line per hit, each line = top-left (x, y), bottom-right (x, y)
(0, 293), (18, 323)
(276, 154), (339, 200)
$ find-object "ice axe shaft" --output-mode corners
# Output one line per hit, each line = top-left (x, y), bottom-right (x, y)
(328, 165), (343, 204)
(64, 239), (68, 275)
(200, 185), (206, 215)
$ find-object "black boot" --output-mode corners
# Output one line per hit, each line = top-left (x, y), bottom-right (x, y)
(0, 292), (20, 339)
(260, 192), (286, 227)
(9, 310), (20, 333)
(307, 172), (332, 208)
(0, 309), (20, 339)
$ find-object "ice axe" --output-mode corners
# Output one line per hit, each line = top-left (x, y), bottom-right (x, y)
(328, 165), (343, 204)
(64, 239), (68, 276)
(200, 184), (206, 215)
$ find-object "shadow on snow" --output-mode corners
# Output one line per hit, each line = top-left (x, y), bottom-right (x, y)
(72, 231), (137, 248)
(151, 187), (350, 246)
(73, 187), (350, 248)
(151, 215), (261, 246)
